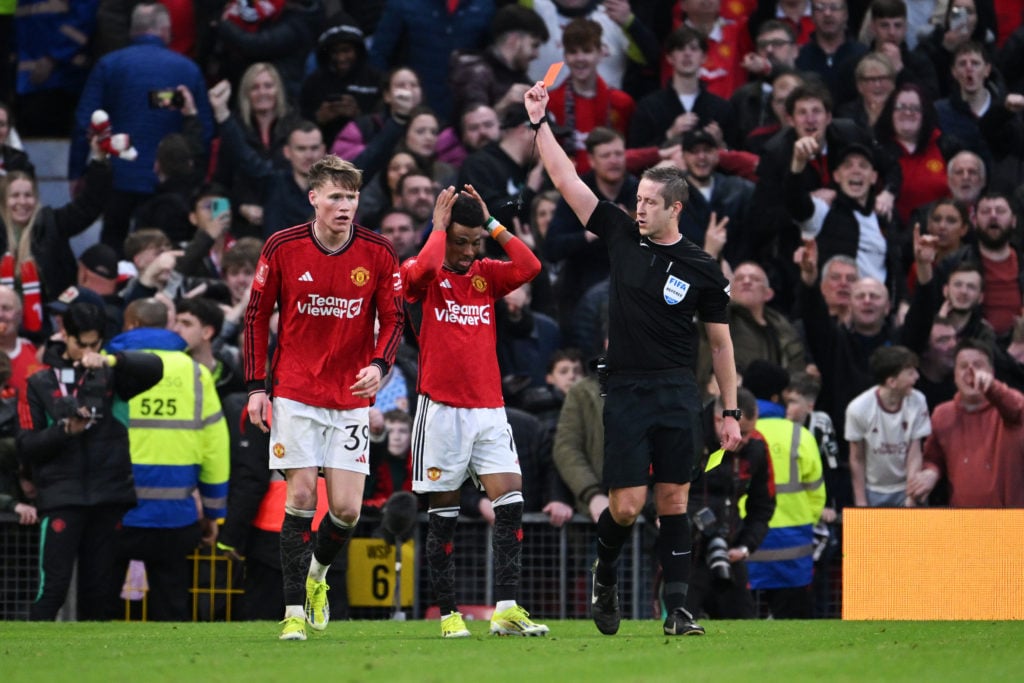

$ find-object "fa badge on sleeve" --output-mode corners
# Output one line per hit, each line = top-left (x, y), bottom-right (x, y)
(663, 275), (690, 305)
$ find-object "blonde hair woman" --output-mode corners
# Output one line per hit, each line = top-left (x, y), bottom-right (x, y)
(236, 62), (290, 148)
(211, 62), (296, 237)
(837, 52), (897, 128)
(0, 136), (111, 332)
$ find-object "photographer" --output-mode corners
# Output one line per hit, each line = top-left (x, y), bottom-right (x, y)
(685, 388), (776, 619)
(17, 301), (163, 620)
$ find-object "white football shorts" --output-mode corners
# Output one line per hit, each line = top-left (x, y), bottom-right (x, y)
(411, 395), (520, 492)
(268, 396), (370, 475)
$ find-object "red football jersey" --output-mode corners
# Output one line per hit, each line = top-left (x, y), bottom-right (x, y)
(699, 17), (753, 100)
(244, 223), (404, 410)
(8, 336), (40, 429)
(547, 77), (636, 172)
(402, 230), (540, 409)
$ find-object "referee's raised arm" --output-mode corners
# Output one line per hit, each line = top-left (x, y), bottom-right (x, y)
(524, 82), (599, 227)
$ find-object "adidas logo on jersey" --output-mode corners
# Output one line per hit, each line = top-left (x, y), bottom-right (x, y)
(298, 271), (314, 282)
(440, 279), (452, 289)
(355, 453), (367, 464)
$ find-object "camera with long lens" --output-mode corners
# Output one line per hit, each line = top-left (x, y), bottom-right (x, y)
(692, 506), (733, 582)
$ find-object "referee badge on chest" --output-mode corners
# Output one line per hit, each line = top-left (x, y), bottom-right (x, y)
(663, 275), (690, 305)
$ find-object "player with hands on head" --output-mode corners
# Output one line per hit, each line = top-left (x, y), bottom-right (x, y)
(524, 81), (741, 638)
(243, 155), (404, 641)
(402, 183), (546, 638)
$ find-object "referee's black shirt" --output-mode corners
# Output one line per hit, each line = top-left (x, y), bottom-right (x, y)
(587, 201), (730, 373)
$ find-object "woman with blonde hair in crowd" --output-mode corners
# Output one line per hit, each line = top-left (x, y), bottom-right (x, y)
(212, 62), (298, 238)
(0, 136), (111, 334)
(837, 52), (897, 129)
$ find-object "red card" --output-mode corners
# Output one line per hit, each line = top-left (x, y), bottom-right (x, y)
(542, 62), (564, 87)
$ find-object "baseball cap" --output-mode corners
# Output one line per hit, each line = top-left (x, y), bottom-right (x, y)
(45, 285), (107, 315)
(79, 243), (119, 280)
(829, 142), (876, 173)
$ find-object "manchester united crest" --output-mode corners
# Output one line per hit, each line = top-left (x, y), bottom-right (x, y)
(926, 159), (944, 174)
(427, 467), (442, 481)
(351, 266), (370, 286)
(273, 442), (286, 458)
(472, 275), (487, 293)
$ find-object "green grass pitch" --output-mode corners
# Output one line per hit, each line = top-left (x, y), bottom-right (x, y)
(3, 619), (1023, 682)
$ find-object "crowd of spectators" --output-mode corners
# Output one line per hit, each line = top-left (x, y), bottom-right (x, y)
(2, 0), (1024, 621)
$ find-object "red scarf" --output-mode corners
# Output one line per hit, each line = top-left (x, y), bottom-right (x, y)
(1, 254), (43, 332)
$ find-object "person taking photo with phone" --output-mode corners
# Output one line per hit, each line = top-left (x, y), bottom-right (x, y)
(175, 184), (236, 281)
(70, 2), (214, 256)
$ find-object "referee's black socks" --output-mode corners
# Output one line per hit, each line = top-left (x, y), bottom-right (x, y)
(595, 508), (632, 586)
(657, 514), (692, 612)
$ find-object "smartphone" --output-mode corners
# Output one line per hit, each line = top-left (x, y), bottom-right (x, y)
(210, 197), (230, 220)
(948, 6), (969, 32)
(148, 89), (184, 109)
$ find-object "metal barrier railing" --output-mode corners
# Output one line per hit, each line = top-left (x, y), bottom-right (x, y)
(408, 513), (655, 621)
(0, 513), (39, 621)
(0, 512), (656, 621)
(1, 512), (840, 621)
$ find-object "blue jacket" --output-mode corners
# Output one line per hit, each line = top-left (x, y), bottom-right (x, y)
(368, 0), (495, 122)
(69, 35), (214, 193)
(15, 0), (97, 96)
(108, 328), (187, 354)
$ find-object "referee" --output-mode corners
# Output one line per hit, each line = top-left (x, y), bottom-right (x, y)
(524, 83), (742, 637)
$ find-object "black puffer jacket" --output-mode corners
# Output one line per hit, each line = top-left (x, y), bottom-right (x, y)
(17, 342), (163, 513)
(299, 16), (382, 144)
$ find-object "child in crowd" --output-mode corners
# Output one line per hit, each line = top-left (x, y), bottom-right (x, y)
(845, 345), (931, 507)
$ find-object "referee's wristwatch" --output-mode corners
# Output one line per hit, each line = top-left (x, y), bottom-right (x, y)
(721, 409), (742, 420)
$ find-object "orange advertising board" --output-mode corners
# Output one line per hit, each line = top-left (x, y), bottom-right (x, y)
(843, 509), (1024, 620)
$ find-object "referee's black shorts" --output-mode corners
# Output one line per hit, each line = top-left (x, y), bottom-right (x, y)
(601, 369), (703, 489)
